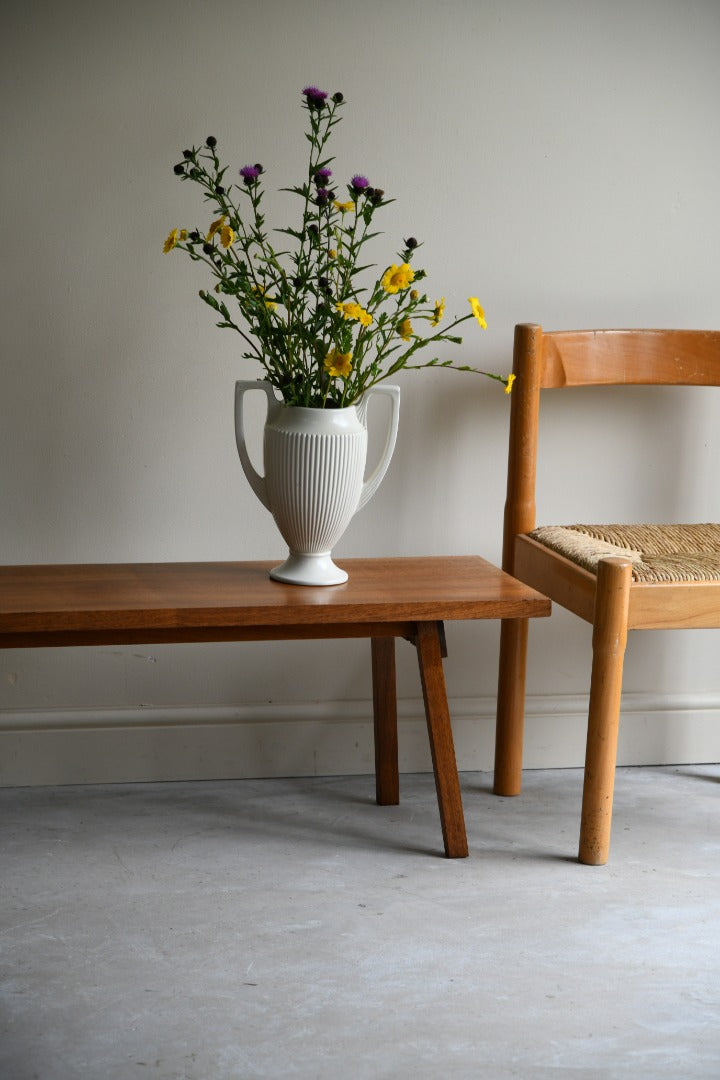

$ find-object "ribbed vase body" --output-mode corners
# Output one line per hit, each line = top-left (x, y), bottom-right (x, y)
(235, 380), (400, 585)
(264, 405), (367, 558)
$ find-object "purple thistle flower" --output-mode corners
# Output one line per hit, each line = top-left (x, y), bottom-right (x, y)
(239, 164), (261, 185)
(315, 188), (331, 205)
(314, 167), (332, 185)
(302, 85), (328, 107)
(350, 174), (369, 193)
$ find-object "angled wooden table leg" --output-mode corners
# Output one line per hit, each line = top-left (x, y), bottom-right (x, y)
(415, 621), (469, 858)
(371, 636), (399, 805)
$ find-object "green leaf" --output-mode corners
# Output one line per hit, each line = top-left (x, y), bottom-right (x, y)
(200, 291), (221, 312)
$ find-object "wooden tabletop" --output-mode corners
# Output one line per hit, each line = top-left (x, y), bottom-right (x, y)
(0, 557), (550, 647)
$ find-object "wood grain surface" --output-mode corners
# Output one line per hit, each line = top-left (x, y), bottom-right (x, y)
(0, 557), (550, 645)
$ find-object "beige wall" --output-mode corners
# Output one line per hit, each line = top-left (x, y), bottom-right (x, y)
(1, 0), (719, 783)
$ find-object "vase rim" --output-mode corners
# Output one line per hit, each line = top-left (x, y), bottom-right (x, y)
(277, 401), (358, 414)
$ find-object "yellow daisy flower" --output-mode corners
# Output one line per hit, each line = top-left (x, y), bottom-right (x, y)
(336, 301), (372, 327)
(333, 200), (355, 214)
(505, 373), (516, 394)
(431, 297), (445, 327)
(206, 215), (226, 242)
(381, 263), (415, 294)
(468, 297), (487, 329)
(220, 225), (235, 249)
(252, 284), (277, 311)
(163, 228), (180, 253)
(324, 349), (353, 378)
(397, 317), (413, 342)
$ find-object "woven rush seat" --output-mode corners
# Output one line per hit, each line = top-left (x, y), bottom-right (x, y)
(530, 523), (720, 583)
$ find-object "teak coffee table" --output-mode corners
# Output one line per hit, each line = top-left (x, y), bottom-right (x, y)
(0, 556), (550, 857)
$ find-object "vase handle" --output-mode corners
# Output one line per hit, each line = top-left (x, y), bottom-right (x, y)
(356, 385), (401, 512)
(234, 380), (277, 511)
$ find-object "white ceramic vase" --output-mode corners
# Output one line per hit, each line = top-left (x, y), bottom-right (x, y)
(234, 381), (400, 585)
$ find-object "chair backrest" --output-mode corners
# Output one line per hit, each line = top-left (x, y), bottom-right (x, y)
(502, 324), (720, 571)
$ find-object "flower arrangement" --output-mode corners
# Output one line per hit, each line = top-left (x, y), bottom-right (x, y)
(164, 85), (514, 408)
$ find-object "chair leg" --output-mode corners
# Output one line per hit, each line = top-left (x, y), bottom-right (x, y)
(494, 617), (529, 795)
(578, 557), (633, 866)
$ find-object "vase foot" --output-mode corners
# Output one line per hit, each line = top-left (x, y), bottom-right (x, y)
(269, 553), (348, 587)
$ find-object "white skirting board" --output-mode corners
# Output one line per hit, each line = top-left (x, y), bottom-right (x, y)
(1, 692), (719, 787)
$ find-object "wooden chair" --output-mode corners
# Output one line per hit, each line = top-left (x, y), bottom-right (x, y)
(494, 324), (720, 864)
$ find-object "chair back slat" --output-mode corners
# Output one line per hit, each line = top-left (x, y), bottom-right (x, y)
(539, 328), (720, 388)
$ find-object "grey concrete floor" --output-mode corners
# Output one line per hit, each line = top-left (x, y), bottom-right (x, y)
(1, 765), (719, 1080)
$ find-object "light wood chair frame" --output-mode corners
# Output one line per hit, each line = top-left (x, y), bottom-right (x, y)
(494, 323), (720, 864)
